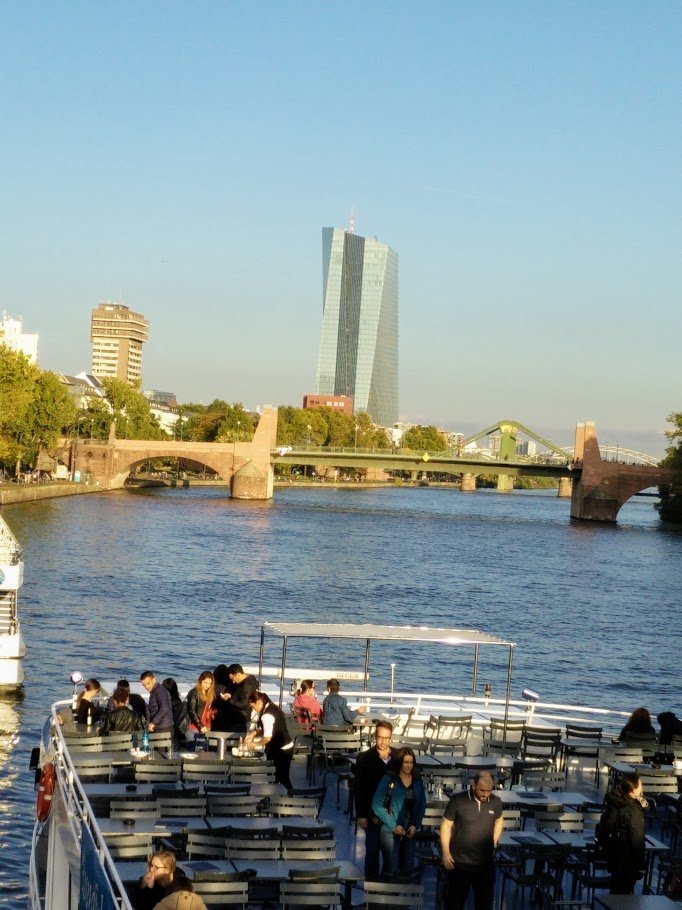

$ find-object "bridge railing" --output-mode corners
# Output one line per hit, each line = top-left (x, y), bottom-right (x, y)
(274, 445), (571, 465)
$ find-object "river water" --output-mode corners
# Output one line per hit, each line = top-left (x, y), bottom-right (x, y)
(0, 485), (680, 904)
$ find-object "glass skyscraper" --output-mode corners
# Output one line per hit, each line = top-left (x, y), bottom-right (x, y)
(314, 227), (398, 427)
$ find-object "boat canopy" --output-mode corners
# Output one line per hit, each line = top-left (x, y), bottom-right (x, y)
(258, 622), (516, 728)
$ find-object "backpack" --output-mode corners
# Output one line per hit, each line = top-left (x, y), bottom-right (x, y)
(595, 805), (625, 863)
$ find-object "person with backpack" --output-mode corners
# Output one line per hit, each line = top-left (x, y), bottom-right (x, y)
(596, 771), (648, 894)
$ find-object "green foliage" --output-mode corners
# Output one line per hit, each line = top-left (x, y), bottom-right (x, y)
(276, 406), (390, 448)
(0, 345), (76, 470)
(175, 401), (255, 442)
(657, 411), (682, 522)
(402, 424), (447, 452)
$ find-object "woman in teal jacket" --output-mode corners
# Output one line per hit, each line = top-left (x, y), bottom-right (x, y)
(371, 747), (427, 877)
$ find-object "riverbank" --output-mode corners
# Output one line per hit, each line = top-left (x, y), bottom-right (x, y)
(0, 482), (108, 507)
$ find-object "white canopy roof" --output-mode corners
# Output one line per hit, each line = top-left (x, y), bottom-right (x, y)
(261, 622), (515, 648)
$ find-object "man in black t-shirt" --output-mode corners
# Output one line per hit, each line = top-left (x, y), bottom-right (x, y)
(440, 771), (503, 910)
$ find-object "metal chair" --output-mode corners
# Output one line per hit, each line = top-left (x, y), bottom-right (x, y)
(182, 759), (232, 784)
(205, 793), (262, 817)
(482, 719), (525, 757)
(134, 759), (182, 783)
(155, 795), (206, 817)
(428, 715), (472, 757)
(185, 830), (229, 859)
(146, 730), (174, 758)
(362, 879), (424, 908)
(192, 878), (250, 908)
(561, 724), (603, 784)
(230, 759), (276, 786)
(269, 795), (319, 818)
(104, 832), (153, 859)
(281, 823), (335, 840)
(520, 728), (563, 768)
(278, 879), (342, 909)
(109, 798), (161, 820)
(224, 838), (281, 861)
(287, 785), (327, 818)
(71, 758), (115, 783)
(280, 838), (337, 862)
(535, 811), (584, 833)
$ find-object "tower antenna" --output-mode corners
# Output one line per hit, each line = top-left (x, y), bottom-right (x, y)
(348, 207), (355, 234)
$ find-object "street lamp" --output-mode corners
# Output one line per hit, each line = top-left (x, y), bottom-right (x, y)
(306, 424), (312, 448)
(354, 423), (359, 452)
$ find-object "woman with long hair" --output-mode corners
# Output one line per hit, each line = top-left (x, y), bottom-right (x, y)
(619, 707), (656, 741)
(133, 849), (207, 910)
(597, 771), (648, 894)
(75, 678), (103, 725)
(246, 691), (294, 789)
(185, 671), (216, 734)
(293, 679), (322, 721)
(162, 678), (190, 741)
(371, 746), (427, 877)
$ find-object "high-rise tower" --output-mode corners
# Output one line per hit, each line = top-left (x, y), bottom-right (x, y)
(90, 302), (149, 384)
(314, 227), (398, 426)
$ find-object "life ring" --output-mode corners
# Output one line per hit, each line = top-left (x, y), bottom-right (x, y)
(36, 762), (56, 822)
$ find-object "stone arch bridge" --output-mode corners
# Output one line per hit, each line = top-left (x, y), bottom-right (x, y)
(66, 408), (278, 500)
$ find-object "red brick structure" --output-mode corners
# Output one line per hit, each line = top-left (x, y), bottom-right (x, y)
(570, 422), (673, 522)
(302, 394), (353, 415)
(67, 408), (278, 500)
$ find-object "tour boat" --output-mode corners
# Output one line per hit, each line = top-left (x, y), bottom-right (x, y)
(29, 622), (639, 910)
(0, 513), (25, 688)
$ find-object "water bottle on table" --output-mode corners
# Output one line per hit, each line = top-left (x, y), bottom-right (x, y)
(142, 729), (149, 756)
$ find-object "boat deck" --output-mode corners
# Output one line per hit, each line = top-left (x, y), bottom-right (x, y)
(34, 723), (680, 910)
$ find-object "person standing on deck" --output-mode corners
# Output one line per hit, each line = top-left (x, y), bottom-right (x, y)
(140, 670), (174, 733)
(354, 720), (394, 879)
(217, 663), (257, 732)
(440, 770), (503, 910)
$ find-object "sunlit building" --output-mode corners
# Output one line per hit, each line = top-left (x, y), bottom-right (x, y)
(314, 227), (398, 426)
(90, 302), (149, 384)
(0, 312), (39, 364)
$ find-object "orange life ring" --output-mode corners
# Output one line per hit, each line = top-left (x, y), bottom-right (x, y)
(36, 762), (56, 822)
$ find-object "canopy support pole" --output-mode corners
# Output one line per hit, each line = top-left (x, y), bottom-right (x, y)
(472, 644), (480, 695)
(278, 635), (288, 708)
(258, 626), (265, 687)
(503, 645), (514, 740)
(363, 639), (371, 692)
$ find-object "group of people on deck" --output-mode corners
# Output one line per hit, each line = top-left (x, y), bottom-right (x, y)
(76, 675), (677, 909)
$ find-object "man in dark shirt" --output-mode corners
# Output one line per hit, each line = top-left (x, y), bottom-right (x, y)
(139, 670), (174, 733)
(354, 720), (394, 879)
(440, 771), (503, 910)
(102, 686), (144, 734)
(106, 679), (146, 719)
(219, 664), (258, 731)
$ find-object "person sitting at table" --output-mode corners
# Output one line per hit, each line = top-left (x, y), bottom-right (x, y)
(596, 771), (648, 894)
(246, 690), (294, 789)
(619, 707), (656, 742)
(101, 686), (144, 735)
(293, 679), (322, 721)
(130, 850), (207, 910)
(371, 746), (427, 878)
(106, 678), (147, 719)
(185, 671), (217, 734)
(657, 711), (682, 746)
(75, 678), (104, 725)
(322, 678), (362, 726)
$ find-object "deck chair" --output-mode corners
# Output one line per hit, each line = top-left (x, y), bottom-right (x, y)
(287, 785), (327, 818)
(205, 793), (261, 817)
(278, 879), (342, 909)
(561, 724), (603, 783)
(135, 759), (182, 783)
(535, 810), (584, 832)
(192, 878), (250, 908)
(155, 795), (206, 817)
(280, 838), (337, 862)
(71, 758), (114, 783)
(104, 832), (152, 859)
(269, 795), (319, 818)
(109, 798), (161, 820)
(182, 759), (232, 784)
(362, 879), (424, 908)
(185, 829), (229, 860)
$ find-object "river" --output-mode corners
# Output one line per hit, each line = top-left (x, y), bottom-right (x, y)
(0, 485), (680, 904)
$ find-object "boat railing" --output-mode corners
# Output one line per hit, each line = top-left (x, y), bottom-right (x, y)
(305, 688), (629, 737)
(0, 517), (22, 565)
(47, 700), (136, 910)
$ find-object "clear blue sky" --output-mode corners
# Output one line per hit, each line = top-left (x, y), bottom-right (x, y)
(2, 2), (680, 454)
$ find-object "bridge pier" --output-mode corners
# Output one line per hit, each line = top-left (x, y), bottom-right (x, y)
(569, 422), (672, 522)
(496, 474), (514, 493)
(231, 461), (273, 500)
(557, 477), (572, 498)
(460, 473), (476, 492)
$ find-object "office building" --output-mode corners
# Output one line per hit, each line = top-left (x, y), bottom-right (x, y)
(90, 302), (149, 383)
(314, 227), (398, 426)
(0, 312), (39, 364)
(302, 393), (353, 416)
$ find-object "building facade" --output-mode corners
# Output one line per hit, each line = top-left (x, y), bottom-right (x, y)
(302, 393), (354, 416)
(90, 302), (149, 383)
(0, 312), (39, 363)
(314, 227), (398, 427)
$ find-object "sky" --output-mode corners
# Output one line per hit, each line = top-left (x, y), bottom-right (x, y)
(1, 3), (680, 455)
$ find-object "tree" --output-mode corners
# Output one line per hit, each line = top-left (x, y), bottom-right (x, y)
(0, 346), (76, 472)
(657, 411), (682, 522)
(99, 378), (165, 440)
(402, 424), (448, 452)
